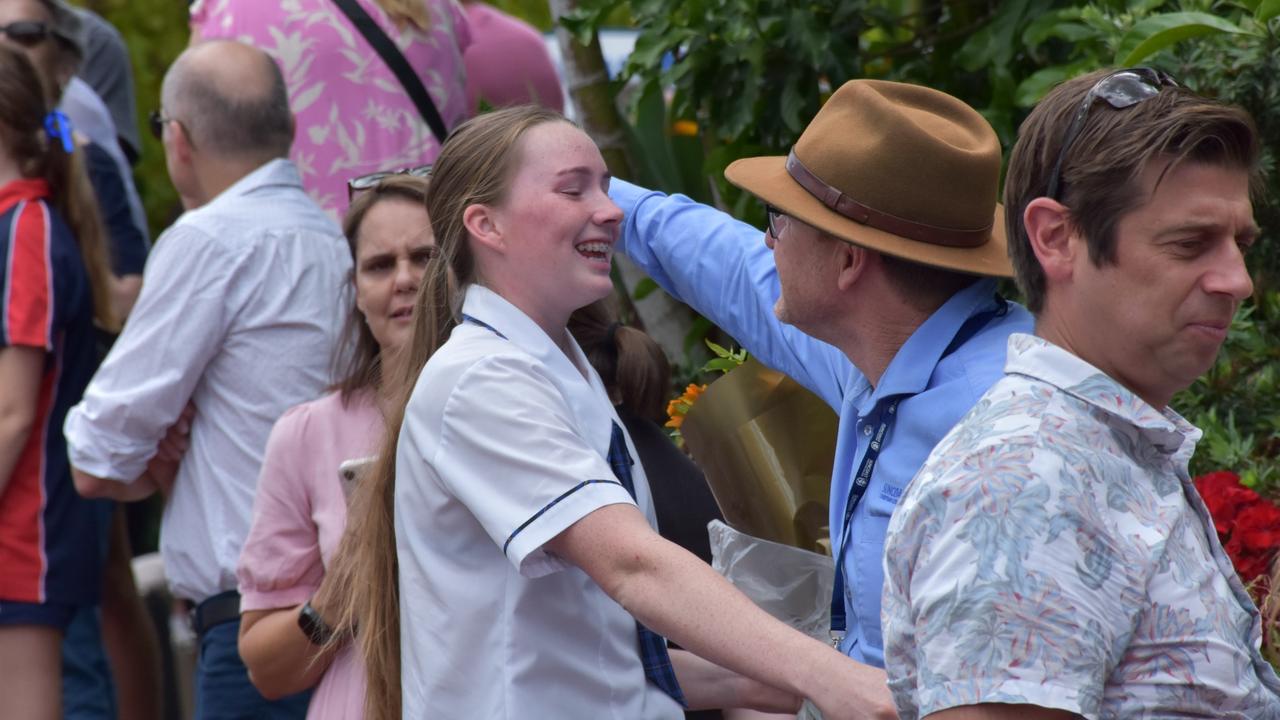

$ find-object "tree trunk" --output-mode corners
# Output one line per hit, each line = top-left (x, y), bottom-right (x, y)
(549, 1), (700, 365)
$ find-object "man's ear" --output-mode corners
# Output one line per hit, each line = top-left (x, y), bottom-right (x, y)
(463, 203), (505, 255)
(1023, 197), (1079, 284)
(834, 240), (869, 292)
(170, 121), (196, 165)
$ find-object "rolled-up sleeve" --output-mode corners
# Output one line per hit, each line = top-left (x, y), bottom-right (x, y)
(64, 225), (242, 482)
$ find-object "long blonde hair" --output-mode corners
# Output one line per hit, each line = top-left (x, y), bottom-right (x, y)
(374, 0), (432, 30)
(323, 105), (570, 720)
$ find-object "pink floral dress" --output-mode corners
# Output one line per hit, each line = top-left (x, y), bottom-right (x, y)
(190, 0), (471, 221)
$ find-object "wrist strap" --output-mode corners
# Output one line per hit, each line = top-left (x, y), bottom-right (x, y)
(298, 600), (336, 646)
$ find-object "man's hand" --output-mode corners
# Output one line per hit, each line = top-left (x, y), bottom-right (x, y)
(74, 402), (195, 501)
(145, 402), (195, 498)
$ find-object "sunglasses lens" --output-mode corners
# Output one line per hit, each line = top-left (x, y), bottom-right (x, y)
(4, 21), (48, 47)
(408, 165), (433, 178)
(1095, 72), (1164, 109)
(148, 111), (164, 140)
(349, 172), (390, 191)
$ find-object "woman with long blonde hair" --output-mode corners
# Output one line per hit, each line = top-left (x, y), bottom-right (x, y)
(325, 105), (894, 720)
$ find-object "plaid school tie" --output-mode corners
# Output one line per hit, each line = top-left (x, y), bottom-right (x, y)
(606, 421), (688, 707)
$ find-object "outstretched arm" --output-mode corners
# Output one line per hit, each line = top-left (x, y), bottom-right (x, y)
(546, 503), (896, 719)
(611, 179), (850, 409)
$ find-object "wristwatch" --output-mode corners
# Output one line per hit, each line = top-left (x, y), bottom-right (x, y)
(297, 600), (335, 646)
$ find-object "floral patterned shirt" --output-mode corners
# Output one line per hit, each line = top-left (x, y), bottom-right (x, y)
(882, 333), (1280, 720)
(190, 0), (471, 221)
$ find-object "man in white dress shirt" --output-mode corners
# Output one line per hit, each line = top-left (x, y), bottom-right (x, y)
(66, 40), (350, 720)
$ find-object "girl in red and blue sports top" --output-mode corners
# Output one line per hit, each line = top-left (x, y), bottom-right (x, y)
(0, 44), (116, 719)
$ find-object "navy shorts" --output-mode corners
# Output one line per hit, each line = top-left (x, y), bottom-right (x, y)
(0, 598), (76, 629)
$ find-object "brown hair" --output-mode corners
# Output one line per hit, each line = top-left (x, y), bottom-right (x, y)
(568, 299), (671, 423)
(323, 105), (569, 720)
(0, 45), (114, 331)
(331, 174), (432, 404)
(1005, 68), (1260, 313)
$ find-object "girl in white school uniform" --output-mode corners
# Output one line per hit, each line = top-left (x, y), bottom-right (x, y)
(324, 106), (893, 720)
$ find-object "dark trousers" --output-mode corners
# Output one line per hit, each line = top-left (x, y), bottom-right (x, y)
(195, 618), (312, 720)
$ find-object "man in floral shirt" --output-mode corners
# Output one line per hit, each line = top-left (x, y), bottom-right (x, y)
(882, 68), (1280, 719)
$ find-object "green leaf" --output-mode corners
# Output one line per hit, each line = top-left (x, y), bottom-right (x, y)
(1013, 61), (1093, 107)
(701, 358), (740, 374)
(632, 277), (660, 301)
(1259, 0), (1280, 22)
(704, 339), (731, 358)
(1021, 9), (1090, 48)
(1114, 12), (1255, 66)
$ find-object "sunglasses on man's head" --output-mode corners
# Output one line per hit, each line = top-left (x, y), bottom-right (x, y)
(0, 20), (50, 48)
(347, 165), (433, 200)
(1046, 67), (1179, 201)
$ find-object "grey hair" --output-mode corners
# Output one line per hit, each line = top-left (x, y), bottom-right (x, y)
(162, 45), (293, 161)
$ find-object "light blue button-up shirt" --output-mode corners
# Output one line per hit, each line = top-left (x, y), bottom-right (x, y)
(610, 179), (1034, 667)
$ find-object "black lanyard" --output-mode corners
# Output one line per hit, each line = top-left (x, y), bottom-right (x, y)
(829, 396), (900, 643)
(827, 293), (1009, 647)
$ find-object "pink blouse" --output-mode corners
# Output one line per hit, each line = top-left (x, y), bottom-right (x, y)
(237, 391), (383, 720)
(190, 0), (471, 221)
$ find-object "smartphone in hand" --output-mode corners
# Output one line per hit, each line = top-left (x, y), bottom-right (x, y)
(338, 456), (376, 504)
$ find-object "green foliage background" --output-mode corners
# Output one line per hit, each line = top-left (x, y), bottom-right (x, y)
(569, 0), (1280, 498)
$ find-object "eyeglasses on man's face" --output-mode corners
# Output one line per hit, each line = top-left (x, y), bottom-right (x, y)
(1046, 67), (1179, 201)
(347, 165), (433, 200)
(0, 21), (50, 48)
(765, 204), (789, 240)
(148, 109), (190, 143)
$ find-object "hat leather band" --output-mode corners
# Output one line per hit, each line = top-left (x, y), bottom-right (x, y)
(785, 150), (989, 248)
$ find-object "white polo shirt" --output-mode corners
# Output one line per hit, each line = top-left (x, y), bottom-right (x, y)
(395, 285), (682, 719)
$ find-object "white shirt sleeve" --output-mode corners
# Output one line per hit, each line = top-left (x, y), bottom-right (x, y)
(425, 352), (637, 578)
(64, 224), (245, 482)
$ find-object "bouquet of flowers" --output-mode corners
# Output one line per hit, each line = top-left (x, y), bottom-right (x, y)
(1194, 470), (1280, 664)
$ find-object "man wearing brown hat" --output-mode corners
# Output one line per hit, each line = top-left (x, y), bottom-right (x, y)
(881, 69), (1280, 719)
(610, 79), (1033, 679)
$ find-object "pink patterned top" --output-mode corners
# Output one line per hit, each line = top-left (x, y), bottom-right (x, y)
(190, 0), (471, 221)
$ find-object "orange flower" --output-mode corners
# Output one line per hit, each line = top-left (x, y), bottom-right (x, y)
(665, 383), (707, 430)
(671, 119), (699, 137)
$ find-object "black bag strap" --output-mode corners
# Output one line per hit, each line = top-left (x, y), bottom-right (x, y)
(330, 0), (449, 144)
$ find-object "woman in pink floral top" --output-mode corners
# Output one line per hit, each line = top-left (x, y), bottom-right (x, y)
(190, 0), (470, 221)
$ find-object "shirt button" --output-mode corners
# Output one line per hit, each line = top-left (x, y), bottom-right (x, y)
(863, 424), (873, 436)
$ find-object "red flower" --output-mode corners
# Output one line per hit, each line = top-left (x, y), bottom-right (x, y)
(1194, 470), (1280, 600)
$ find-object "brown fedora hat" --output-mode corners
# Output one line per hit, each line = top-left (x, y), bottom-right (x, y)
(725, 79), (1012, 277)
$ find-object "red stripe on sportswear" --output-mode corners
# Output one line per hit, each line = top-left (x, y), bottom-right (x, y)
(4, 200), (54, 349)
(0, 360), (56, 602)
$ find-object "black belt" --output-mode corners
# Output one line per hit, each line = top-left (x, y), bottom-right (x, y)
(191, 590), (241, 637)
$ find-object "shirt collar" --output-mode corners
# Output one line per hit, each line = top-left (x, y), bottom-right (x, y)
(0, 178), (50, 215)
(873, 278), (1007, 402)
(1004, 333), (1199, 456)
(207, 158), (304, 209)
(459, 284), (618, 451)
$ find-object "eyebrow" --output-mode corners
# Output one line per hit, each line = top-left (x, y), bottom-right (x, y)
(1155, 220), (1260, 239)
(555, 166), (611, 182)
